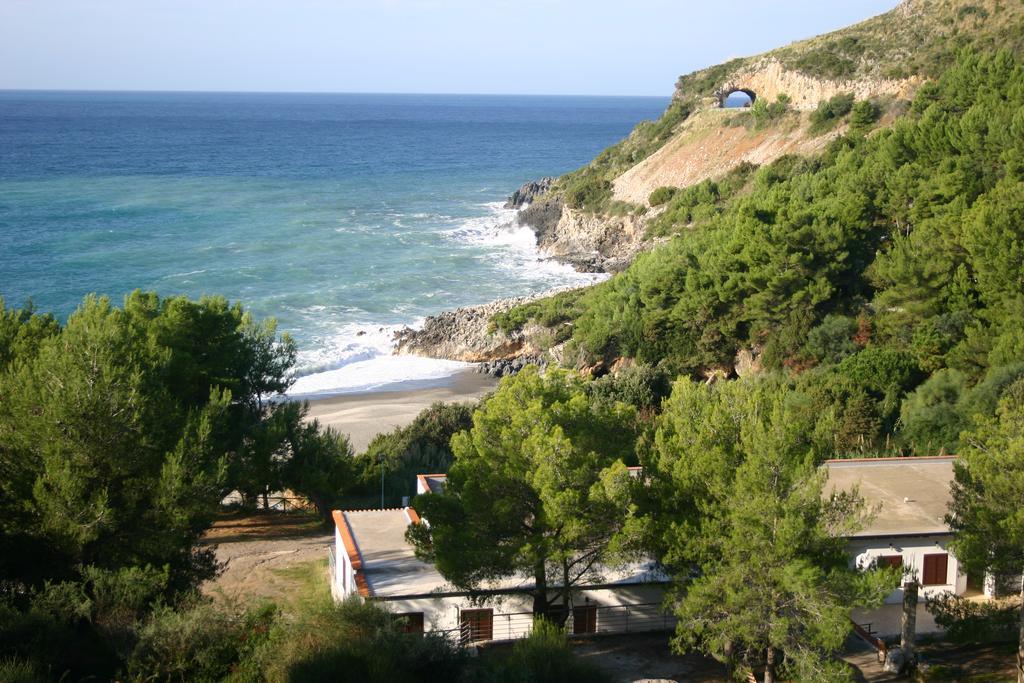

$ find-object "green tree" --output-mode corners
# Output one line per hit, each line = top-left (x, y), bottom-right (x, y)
(644, 378), (893, 681)
(947, 378), (1024, 682)
(355, 401), (475, 502)
(407, 367), (639, 618)
(0, 292), (297, 594)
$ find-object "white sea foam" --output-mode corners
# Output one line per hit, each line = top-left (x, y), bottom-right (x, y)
(286, 321), (471, 398)
(288, 202), (607, 398)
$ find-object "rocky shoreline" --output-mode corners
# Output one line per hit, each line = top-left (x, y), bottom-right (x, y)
(392, 286), (580, 363)
(394, 178), (647, 367)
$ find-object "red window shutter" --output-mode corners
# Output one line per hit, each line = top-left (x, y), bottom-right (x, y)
(881, 555), (903, 568)
(923, 553), (948, 585)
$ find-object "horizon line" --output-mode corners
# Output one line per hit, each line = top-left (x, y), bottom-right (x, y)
(0, 87), (672, 99)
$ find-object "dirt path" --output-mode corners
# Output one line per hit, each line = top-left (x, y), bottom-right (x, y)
(200, 512), (332, 605)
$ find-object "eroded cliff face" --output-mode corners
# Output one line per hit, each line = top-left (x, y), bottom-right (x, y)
(535, 206), (648, 273)
(707, 58), (922, 111)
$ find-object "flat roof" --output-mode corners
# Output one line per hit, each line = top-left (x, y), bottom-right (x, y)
(338, 505), (667, 600)
(824, 456), (956, 538)
(343, 509), (447, 598)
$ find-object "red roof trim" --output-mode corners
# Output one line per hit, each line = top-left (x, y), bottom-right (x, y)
(405, 506), (422, 525)
(333, 510), (371, 598)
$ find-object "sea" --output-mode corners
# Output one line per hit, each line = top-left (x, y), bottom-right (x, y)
(0, 91), (668, 396)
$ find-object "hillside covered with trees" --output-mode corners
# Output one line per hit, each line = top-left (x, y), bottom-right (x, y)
(499, 49), (1024, 458)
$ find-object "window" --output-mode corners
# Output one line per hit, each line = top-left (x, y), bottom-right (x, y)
(398, 612), (424, 634)
(460, 608), (493, 643)
(879, 555), (903, 568)
(573, 605), (597, 634)
(922, 553), (949, 586)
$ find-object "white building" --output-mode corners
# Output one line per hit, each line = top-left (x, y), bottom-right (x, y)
(824, 455), (973, 635)
(330, 473), (671, 642)
(332, 457), (975, 641)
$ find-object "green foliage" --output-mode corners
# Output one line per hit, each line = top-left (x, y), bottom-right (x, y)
(644, 377), (895, 679)
(353, 401), (475, 502)
(509, 52), (1024, 458)
(804, 314), (859, 365)
(899, 369), (969, 454)
(477, 619), (610, 683)
(588, 362), (671, 414)
(927, 592), (1019, 644)
(128, 600), (276, 682)
(647, 186), (677, 206)
(849, 99), (881, 133)
(809, 93), (856, 135)
(408, 367), (639, 616)
(949, 378), (1024, 577)
(0, 659), (47, 683)
(244, 598), (464, 683)
(646, 162), (757, 238)
(491, 288), (586, 337)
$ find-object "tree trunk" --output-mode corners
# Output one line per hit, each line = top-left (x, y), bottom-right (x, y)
(763, 646), (776, 683)
(902, 579), (919, 668)
(532, 559), (550, 619)
(262, 488), (269, 510)
(1017, 574), (1024, 683)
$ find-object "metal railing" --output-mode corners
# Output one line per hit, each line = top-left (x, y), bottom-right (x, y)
(434, 602), (675, 646)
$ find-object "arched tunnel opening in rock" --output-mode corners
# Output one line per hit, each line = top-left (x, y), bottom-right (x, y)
(722, 89), (756, 108)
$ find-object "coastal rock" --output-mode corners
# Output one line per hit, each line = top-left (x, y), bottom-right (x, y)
(394, 289), (578, 363)
(504, 177), (555, 209)
(476, 355), (546, 378)
(535, 206), (648, 274)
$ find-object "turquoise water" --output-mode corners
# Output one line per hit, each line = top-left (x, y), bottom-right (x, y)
(0, 91), (667, 393)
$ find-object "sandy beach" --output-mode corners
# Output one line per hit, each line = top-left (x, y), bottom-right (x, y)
(302, 370), (499, 452)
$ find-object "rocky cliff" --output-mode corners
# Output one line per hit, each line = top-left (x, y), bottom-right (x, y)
(394, 290), (571, 362)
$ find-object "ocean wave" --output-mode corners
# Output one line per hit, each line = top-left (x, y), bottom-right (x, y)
(286, 203), (605, 398)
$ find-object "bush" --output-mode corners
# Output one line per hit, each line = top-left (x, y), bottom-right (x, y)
(898, 369), (969, 454)
(804, 315), (859, 365)
(809, 93), (856, 134)
(849, 100), (881, 132)
(353, 401), (475, 502)
(245, 599), (464, 683)
(478, 619), (610, 683)
(589, 362), (672, 415)
(0, 659), (47, 683)
(648, 186), (677, 206)
(927, 592), (1020, 643)
(128, 600), (276, 682)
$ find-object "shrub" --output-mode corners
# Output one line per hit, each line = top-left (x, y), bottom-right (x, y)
(246, 599), (464, 683)
(127, 600), (276, 682)
(354, 401), (475, 501)
(589, 362), (672, 414)
(648, 186), (677, 206)
(478, 619), (610, 683)
(804, 315), (859, 365)
(849, 100), (881, 132)
(0, 659), (46, 683)
(927, 592), (1019, 643)
(809, 93), (856, 134)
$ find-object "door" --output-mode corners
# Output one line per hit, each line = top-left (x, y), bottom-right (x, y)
(573, 605), (597, 634)
(460, 608), (493, 642)
(922, 553), (948, 585)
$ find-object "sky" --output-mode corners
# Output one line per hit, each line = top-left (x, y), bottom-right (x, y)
(0, 1), (900, 96)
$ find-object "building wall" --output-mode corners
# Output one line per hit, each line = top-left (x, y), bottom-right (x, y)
(848, 535), (967, 605)
(376, 584), (670, 642)
(332, 525), (357, 601)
